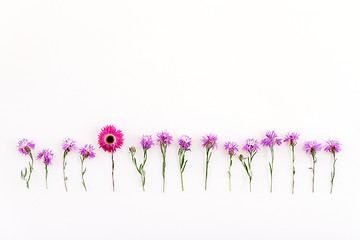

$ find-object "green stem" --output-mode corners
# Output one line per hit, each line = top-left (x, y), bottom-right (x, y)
(311, 153), (316, 193)
(45, 164), (48, 190)
(26, 152), (34, 189)
(180, 172), (184, 191)
(81, 156), (87, 191)
(161, 145), (167, 193)
(141, 149), (148, 191)
(228, 155), (232, 191)
(291, 145), (295, 194)
(330, 152), (337, 194)
(63, 151), (68, 192)
(205, 148), (211, 191)
(269, 147), (274, 193)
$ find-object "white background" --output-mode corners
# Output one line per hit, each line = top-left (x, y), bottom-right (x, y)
(1, 0), (360, 239)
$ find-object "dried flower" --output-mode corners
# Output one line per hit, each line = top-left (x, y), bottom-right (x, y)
(178, 135), (192, 151)
(61, 138), (77, 192)
(324, 140), (341, 193)
(240, 139), (260, 192)
(202, 133), (218, 190)
(224, 141), (239, 191)
(284, 132), (300, 147)
(303, 141), (322, 192)
(178, 135), (192, 190)
(98, 125), (124, 191)
(37, 149), (54, 189)
(79, 144), (96, 191)
(18, 139), (35, 189)
(157, 131), (173, 192)
(284, 132), (300, 194)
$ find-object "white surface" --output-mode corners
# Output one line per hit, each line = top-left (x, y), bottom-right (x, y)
(1, 0), (359, 239)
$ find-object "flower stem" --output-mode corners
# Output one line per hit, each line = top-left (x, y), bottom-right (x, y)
(111, 151), (115, 191)
(161, 145), (167, 193)
(330, 152), (337, 194)
(269, 147), (274, 193)
(26, 152), (34, 189)
(141, 149), (148, 191)
(180, 172), (184, 191)
(45, 164), (48, 190)
(311, 153), (316, 193)
(205, 148), (210, 191)
(291, 145), (295, 194)
(81, 156), (87, 191)
(63, 151), (68, 192)
(228, 155), (232, 191)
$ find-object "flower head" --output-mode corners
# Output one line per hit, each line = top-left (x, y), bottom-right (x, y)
(261, 130), (282, 148)
(243, 139), (260, 153)
(62, 138), (77, 152)
(156, 131), (173, 146)
(37, 149), (54, 165)
(98, 125), (125, 153)
(303, 141), (322, 155)
(201, 134), (218, 149)
(178, 135), (192, 150)
(79, 144), (96, 159)
(284, 132), (300, 146)
(324, 140), (341, 154)
(141, 135), (155, 150)
(18, 139), (35, 155)
(224, 141), (239, 156)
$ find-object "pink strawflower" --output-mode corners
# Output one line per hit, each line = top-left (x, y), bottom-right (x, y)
(98, 125), (125, 153)
(243, 139), (260, 153)
(62, 138), (77, 152)
(141, 135), (155, 149)
(178, 135), (192, 150)
(261, 130), (282, 147)
(324, 140), (341, 154)
(224, 141), (239, 156)
(79, 144), (96, 159)
(37, 149), (54, 165)
(303, 141), (322, 155)
(157, 131), (173, 146)
(284, 132), (300, 146)
(201, 134), (218, 149)
(18, 139), (35, 155)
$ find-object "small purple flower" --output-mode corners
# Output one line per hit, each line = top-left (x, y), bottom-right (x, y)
(141, 135), (155, 149)
(79, 144), (96, 159)
(243, 139), (260, 153)
(284, 132), (300, 146)
(261, 130), (282, 147)
(201, 133), (218, 149)
(62, 138), (77, 152)
(178, 135), (192, 150)
(37, 149), (54, 165)
(324, 140), (341, 154)
(18, 139), (35, 155)
(303, 141), (322, 155)
(156, 131), (173, 146)
(224, 142), (239, 156)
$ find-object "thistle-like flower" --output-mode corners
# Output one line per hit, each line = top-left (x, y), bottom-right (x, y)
(156, 131), (173, 193)
(36, 149), (54, 189)
(130, 135), (154, 191)
(18, 139), (35, 189)
(98, 125), (124, 191)
(240, 138), (260, 192)
(261, 130), (282, 193)
(303, 141), (322, 193)
(61, 138), (77, 192)
(79, 144), (96, 191)
(201, 133), (218, 190)
(283, 132), (300, 194)
(324, 140), (341, 193)
(224, 142), (239, 191)
(178, 135), (192, 191)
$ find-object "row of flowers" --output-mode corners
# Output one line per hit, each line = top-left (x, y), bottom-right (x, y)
(18, 125), (341, 193)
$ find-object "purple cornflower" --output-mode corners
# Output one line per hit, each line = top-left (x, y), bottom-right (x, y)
(284, 132), (300, 146)
(37, 149), (54, 165)
(62, 138), (77, 152)
(157, 131), (173, 146)
(303, 141), (322, 155)
(18, 139), (35, 155)
(224, 142), (239, 156)
(261, 130), (282, 147)
(178, 135), (192, 150)
(141, 135), (155, 149)
(324, 140), (341, 154)
(79, 144), (96, 159)
(243, 139), (260, 153)
(201, 133), (218, 149)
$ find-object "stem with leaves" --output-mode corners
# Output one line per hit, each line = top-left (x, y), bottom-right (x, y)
(63, 151), (69, 192)
(21, 152), (34, 189)
(205, 147), (213, 191)
(240, 151), (256, 192)
(80, 156), (87, 191)
(330, 152), (337, 194)
(178, 148), (189, 191)
(228, 155), (233, 191)
(130, 147), (148, 191)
